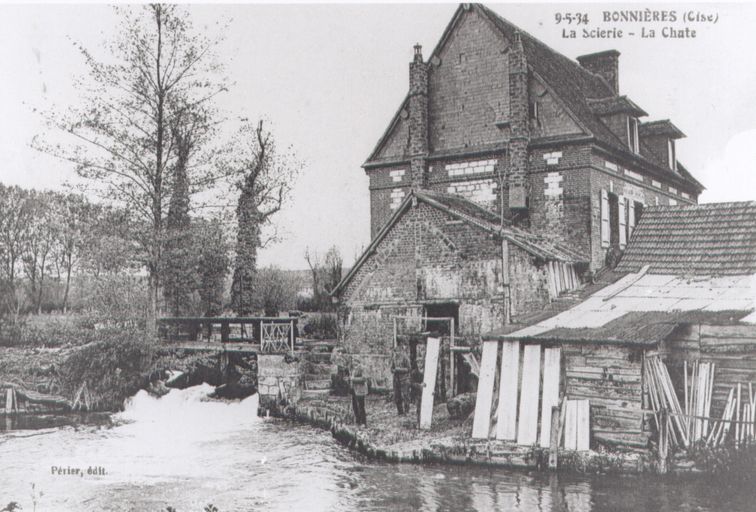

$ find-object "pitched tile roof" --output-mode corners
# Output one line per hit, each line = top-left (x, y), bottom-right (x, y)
(639, 119), (685, 139)
(616, 202), (756, 276)
(331, 190), (586, 296)
(588, 96), (648, 117)
(364, 4), (703, 193)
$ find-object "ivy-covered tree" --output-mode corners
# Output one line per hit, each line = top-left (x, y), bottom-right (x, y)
(35, 4), (231, 331)
(229, 120), (301, 315)
(195, 217), (230, 317)
(162, 113), (194, 317)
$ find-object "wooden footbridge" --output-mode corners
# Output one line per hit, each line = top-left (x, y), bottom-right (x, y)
(157, 316), (300, 354)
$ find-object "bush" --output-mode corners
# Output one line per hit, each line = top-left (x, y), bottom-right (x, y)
(0, 318), (100, 348)
(59, 328), (156, 410)
(300, 312), (337, 339)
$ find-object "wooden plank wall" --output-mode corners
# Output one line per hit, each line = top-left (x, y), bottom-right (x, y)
(419, 337), (441, 430)
(472, 340), (499, 438)
(665, 323), (756, 418)
(495, 340), (520, 441)
(563, 344), (647, 449)
(516, 345), (542, 445)
(546, 262), (580, 300)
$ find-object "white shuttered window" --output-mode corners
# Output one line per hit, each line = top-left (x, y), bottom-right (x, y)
(619, 196), (627, 249)
(628, 201), (636, 240)
(600, 190), (610, 248)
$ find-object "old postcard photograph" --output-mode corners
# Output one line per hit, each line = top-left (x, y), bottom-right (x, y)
(1, 2), (756, 511)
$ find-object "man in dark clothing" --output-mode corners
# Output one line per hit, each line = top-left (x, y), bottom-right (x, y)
(390, 346), (411, 415)
(410, 367), (425, 425)
(350, 360), (368, 426)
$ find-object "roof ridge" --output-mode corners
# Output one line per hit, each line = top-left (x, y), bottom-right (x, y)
(474, 4), (616, 98)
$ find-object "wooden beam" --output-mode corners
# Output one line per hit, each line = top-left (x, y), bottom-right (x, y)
(517, 345), (542, 445)
(472, 341), (499, 439)
(495, 340), (520, 441)
(419, 337), (441, 430)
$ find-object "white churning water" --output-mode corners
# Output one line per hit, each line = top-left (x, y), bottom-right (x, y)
(2, 384), (756, 512)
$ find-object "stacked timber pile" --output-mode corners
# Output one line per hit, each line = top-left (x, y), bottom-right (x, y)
(645, 356), (756, 449)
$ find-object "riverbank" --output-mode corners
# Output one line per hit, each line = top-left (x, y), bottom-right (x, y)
(0, 341), (248, 414)
(260, 395), (730, 476)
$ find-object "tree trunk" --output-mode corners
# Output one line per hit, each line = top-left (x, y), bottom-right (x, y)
(37, 254), (46, 315)
(62, 256), (72, 314)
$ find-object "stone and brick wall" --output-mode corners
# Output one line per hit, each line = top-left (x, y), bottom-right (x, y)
(257, 354), (304, 407)
(427, 9), (509, 153)
(340, 201), (554, 381)
(587, 159), (696, 270)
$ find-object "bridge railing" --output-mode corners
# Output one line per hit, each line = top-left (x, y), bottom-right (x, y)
(260, 321), (295, 354)
(157, 316), (298, 352)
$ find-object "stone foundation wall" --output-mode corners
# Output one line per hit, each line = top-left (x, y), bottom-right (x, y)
(257, 355), (304, 407)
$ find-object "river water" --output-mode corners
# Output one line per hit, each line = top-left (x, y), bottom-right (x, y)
(1, 384), (754, 512)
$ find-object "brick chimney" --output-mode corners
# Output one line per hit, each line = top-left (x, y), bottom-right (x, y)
(408, 43), (429, 188)
(507, 31), (530, 211)
(577, 50), (620, 95)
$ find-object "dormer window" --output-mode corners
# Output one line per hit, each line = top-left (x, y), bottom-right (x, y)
(667, 139), (677, 172)
(627, 117), (639, 154)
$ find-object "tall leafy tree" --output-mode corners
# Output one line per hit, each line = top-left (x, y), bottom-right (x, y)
(229, 120), (301, 315)
(21, 191), (59, 314)
(162, 111), (194, 317)
(52, 193), (90, 313)
(0, 185), (33, 319)
(195, 217), (230, 317)
(35, 4), (230, 330)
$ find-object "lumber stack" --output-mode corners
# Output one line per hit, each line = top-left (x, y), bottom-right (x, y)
(706, 382), (756, 447)
(644, 356), (690, 448)
(684, 361), (715, 443)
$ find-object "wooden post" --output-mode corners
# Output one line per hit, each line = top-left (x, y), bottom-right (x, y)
(549, 405), (561, 470)
(290, 320), (295, 354)
(501, 239), (511, 324)
(5, 388), (14, 415)
(393, 317), (397, 349)
(449, 318), (455, 397)
(658, 408), (669, 475)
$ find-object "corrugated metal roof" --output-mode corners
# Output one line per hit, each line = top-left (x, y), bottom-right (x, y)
(492, 271), (756, 345)
(617, 202), (756, 276)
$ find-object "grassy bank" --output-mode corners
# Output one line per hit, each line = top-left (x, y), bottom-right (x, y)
(0, 315), (229, 412)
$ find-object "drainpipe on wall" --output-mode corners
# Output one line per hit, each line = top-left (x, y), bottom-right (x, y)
(501, 238), (511, 325)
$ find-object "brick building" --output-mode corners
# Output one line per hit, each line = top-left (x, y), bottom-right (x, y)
(365, 3), (703, 269)
(332, 3), (705, 385)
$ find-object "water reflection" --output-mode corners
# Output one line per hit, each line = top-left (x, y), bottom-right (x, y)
(1, 386), (755, 512)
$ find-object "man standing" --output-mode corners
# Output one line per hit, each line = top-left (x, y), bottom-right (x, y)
(410, 365), (425, 425)
(350, 359), (368, 426)
(390, 346), (411, 415)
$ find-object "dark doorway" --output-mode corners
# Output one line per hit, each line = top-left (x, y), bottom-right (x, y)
(424, 303), (458, 335)
(423, 303), (459, 402)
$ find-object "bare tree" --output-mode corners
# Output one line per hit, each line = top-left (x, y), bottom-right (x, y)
(21, 191), (59, 314)
(304, 245), (343, 311)
(0, 185), (34, 320)
(35, 4), (230, 330)
(52, 193), (90, 313)
(229, 120), (301, 315)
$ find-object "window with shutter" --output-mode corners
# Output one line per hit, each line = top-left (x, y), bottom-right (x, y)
(619, 196), (627, 249)
(628, 200), (636, 239)
(600, 189), (610, 248)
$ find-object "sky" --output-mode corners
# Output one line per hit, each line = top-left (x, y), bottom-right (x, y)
(1, 2), (756, 270)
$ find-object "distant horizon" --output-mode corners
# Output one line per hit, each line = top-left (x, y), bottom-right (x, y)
(2, 3), (756, 270)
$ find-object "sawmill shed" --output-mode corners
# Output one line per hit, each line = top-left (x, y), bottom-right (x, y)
(479, 202), (756, 451)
